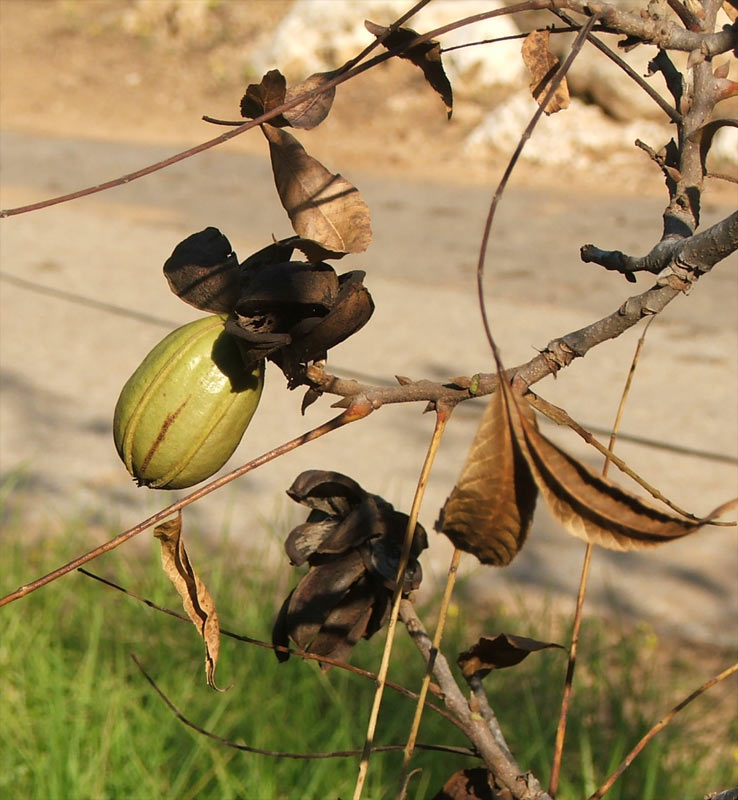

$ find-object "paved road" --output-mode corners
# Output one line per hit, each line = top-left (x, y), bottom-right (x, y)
(1, 129), (736, 645)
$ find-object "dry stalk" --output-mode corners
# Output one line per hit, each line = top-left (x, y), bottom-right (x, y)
(549, 318), (654, 795)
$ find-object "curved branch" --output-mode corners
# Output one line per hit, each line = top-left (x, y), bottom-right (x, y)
(310, 215), (736, 409)
(581, 210), (738, 278)
(566, 0), (738, 54)
(77, 568), (466, 733)
(131, 653), (477, 761)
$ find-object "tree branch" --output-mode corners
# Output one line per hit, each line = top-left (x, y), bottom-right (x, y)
(581, 210), (738, 278)
(565, 0), (737, 54)
(400, 600), (552, 800)
(551, 8), (681, 123)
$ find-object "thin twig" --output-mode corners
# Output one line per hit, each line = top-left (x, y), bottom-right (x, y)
(0, 1), (543, 218)
(588, 661), (738, 799)
(352, 405), (452, 800)
(665, 0), (704, 31)
(706, 171), (738, 185)
(476, 14), (600, 358)
(440, 24), (612, 53)
(129, 653), (477, 761)
(2, 268), (735, 470)
(548, 318), (654, 797)
(77, 568), (464, 733)
(0, 404), (372, 608)
(551, 8), (681, 123)
(397, 547), (463, 796)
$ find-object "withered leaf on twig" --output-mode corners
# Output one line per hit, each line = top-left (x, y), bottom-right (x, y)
(163, 227), (241, 313)
(431, 767), (499, 800)
(263, 124), (372, 255)
(438, 385), (538, 566)
(240, 69), (290, 127)
(154, 515), (225, 690)
(521, 29), (570, 115)
(458, 633), (565, 680)
(441, 372), (736, 565)
(365, 20), (453, 118)
(284, 70), (339, 130)
(273, 470), (427, 669)
(162, 228), (374, 386)
(500, 379), (737, 551)
(240, 68), (338, 130)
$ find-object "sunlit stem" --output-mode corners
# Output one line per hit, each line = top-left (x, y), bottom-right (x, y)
(548, 319), (653, 796)
(588, 661), (738, 799)
(0, 403), (372, 609)
(352, 405), (452, 800)
(396, 547), (463, 797)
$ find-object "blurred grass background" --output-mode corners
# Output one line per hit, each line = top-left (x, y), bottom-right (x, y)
(2, 485), (736, 800)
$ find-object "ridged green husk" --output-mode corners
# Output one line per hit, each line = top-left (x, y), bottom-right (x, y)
(113, 315), (264, 489)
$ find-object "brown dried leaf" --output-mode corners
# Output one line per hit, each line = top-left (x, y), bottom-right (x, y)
(282, 551), (367, 653)
(154, 515), (225, 690)
(722, 0), (738, 22)
(521, 30), (570, 115)
(240, 69), (289, 126)
(502, 385), (737, 550)
(263, 124), (372, 254)
(163, 227), (240, 313)
(365, 20), (453, 118)
(458, 633), (565, 679)
(431, 768), (500, 800)
(438, 386), (538, 565)
(284, 70), (338, 130)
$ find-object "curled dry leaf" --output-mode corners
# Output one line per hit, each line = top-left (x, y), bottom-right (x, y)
(240, 69), (289, 127)
(431, 768), (499, 800)
(163, 227), (241, 313)
(500, 380), (737, 551)
(229, 263), (374, 385)
(365, 20), (453, 118)
(458, 633), (565, 680)
(263, 124), (372, 255)
(284, 70), (339, 130)
(521, 29), (570, 115)
(154, 515), (225, 690)
(438, 385), (538, 566)
(240, 67), (338, 130)
(273, 470), (427, 669)
(440, 372), (736, 565)
(163, 228), (374, 386)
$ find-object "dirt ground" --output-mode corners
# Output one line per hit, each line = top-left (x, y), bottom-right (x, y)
(1, 1), (737, 650)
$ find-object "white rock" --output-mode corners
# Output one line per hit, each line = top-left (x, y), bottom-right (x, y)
(709, 125), (738, 167)
(122, 0), (215, 41)
(249, 0), (526, 90)
(561, 40), (677, 122)
(465, 90), (671, 167)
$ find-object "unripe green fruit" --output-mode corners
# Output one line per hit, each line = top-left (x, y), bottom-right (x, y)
(113, 315), (264, 490)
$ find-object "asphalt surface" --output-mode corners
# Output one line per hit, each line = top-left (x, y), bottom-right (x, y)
(1, 129), (736, 645)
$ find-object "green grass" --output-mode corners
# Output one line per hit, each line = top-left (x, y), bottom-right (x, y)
(1, 512), (736, 800)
